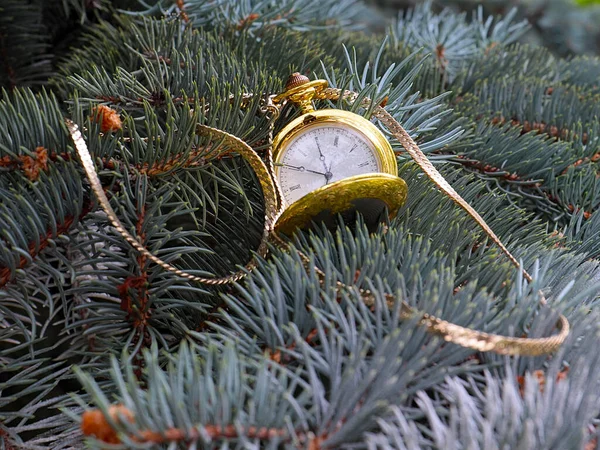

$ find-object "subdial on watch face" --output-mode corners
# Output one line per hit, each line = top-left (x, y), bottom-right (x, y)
(277, 123), (380, 205)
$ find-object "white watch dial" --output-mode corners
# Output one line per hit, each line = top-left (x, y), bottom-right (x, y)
(277, 123), (380, 205)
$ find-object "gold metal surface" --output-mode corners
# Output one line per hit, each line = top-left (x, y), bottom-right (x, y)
(273, 79), (328, 114)
(284, 72), (311, 91)
(274, 173), (407, 235)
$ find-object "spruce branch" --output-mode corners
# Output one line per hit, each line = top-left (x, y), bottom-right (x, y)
(559, 55), (600, 95)
(463, 77), (600, 145)
(132, 0), (375, 33)
(0, 1), (53, 91)
(390, 1), (529, 82)
(0, 89), (90, 292)
(74, 342), (312, 448)
(367, 312), (600, 449)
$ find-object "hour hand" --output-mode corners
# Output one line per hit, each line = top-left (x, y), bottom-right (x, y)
(276, 163), (326, 176)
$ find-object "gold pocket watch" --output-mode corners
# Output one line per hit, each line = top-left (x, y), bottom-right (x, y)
(271, 73), (408, 235)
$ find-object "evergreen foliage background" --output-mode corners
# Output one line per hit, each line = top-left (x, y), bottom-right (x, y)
(371, 0), (600, 57)
(0, 0), (600, 448)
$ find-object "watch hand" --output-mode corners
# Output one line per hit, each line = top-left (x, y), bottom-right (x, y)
(315, 136), (325, 160)
(314, 137), (329, 172)
(276, 163), (327, 176)
(325, 161), (333, 184)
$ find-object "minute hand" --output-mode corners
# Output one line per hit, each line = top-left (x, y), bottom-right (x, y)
(277, 163), (327, 176)
(315, 137), (329, 172)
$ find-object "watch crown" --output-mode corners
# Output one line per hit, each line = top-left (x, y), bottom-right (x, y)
(285, 72), (310, 91)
